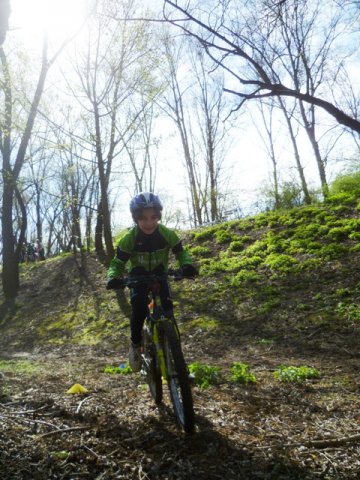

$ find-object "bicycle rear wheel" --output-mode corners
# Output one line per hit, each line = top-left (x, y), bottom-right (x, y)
(143, 326), (162, 404)
(163, 320), (195, 434)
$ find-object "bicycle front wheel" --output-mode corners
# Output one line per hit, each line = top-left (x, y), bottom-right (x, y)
(143, 326), (162, 404)
(163, 320), (195, 434)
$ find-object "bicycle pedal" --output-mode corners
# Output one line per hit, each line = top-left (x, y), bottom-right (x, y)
(188, 373), (196, 385)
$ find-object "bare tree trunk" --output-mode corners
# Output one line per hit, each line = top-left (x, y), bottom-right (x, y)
(0, 0), (10, 45)
(93, 104), (114, 261)
(278, 98), (312, 204)
(299, 100), (328, 198)
(14, 186), (27, 261)
(1, 33), (70, 298)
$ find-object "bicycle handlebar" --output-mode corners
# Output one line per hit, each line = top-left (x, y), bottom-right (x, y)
(122, 268), (185, 289)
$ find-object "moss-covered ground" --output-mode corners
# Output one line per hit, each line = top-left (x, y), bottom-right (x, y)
(0, 198), (359, 479)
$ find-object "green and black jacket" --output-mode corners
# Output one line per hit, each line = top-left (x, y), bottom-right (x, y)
(107, 224), (193, 278)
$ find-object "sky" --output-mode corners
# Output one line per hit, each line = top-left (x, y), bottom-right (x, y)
(7, 0), (360, 229)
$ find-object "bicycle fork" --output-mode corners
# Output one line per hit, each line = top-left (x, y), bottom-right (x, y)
(152, 322), (167, 379)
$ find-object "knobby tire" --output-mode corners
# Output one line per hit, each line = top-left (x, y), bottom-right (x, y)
(143, 326), (162, 404)
(163, 320), (195, 434)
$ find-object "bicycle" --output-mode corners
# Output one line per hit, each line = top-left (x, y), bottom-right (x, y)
(123, 269), (195, 434)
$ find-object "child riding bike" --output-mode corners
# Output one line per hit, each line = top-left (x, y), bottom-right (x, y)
(106, 192), (198, 372)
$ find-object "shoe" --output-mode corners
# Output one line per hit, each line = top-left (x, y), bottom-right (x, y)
(129, 343), (142, 372)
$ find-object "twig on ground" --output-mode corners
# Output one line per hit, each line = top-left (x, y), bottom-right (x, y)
(76, 395), (93, 414)
(38, 425), (90, 438)
(286, 432), (360, 449)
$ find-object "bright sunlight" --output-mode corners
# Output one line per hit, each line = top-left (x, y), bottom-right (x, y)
(10, 0), (89, 47)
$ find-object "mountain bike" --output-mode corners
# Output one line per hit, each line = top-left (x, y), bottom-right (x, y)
(124, 270), (195, 434)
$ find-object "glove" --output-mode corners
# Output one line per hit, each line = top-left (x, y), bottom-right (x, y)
(181, 264), (198, 278)
(106, 277), (126, 290)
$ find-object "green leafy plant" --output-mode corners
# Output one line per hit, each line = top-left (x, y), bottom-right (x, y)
(231, 269), (259, 285)
(229, 362), (256, 384)
(189, 245), (212, 258)
(188, 362), (222, 389)
(336, 302), (360, 322)
(104, 363), (133, 375)
(273, 365), (320, 383)
(214, 229), (233, 244)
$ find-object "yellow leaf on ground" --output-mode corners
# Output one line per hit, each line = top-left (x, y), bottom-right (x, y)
(66, 383), (88, 394)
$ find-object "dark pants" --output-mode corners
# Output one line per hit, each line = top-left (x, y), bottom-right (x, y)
(130, 273), (173, 345)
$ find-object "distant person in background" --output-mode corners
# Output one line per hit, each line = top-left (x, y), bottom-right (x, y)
(20, 242), (27, 263)
(35, 239), (45, 261)
(106, 192), (198, 372)
(26, 242), (36, 262)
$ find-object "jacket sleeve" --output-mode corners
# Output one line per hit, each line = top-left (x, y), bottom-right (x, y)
(159, 225), (193, 267)
(172, 241), (193, 266)
(107, 230), (133, 278)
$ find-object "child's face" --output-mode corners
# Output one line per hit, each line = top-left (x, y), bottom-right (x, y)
(137, 208), (159, 235)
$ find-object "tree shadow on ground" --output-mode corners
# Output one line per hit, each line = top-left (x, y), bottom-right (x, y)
(83, 409), (316, 480)
(0, 298), (17, 326)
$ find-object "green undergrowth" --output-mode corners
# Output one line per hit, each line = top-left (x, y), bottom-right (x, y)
(187, 362), (322, 388)
(273, 365), (321, 383)
(0, 359), (42, 375)
(185, 199), (360, 331)
(2, 195), (360, 351)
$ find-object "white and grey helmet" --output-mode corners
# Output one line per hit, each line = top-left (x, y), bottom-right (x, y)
(130, 192), (163, 221)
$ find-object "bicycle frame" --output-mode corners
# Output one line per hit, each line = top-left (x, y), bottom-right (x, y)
(123, 270), (195, 433)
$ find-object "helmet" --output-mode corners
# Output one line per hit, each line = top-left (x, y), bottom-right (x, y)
(130, 192), (163, 221)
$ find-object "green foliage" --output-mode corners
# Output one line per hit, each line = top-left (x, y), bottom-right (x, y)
(229, 362), (257, 384)
(318, 243), (347, 259)
(193, 226), (218, 242)
(329, 170), (360, 199)
(104, 363), (133, 375)
(326, 192), (356, 205)
(228, 236), (251, 252)
(274, 365), (320, 383)
(0, 359), (40, 374)
(336, 302), (360, 322)
(265, 253), (299, 273)
(214, 229), (233, 244)
(188, 362), (222, 389)
(189, 245), (212, 258)
(326, 226), (352, 241)
(231, 269), (260, 285)
(260, 180), (305, 211)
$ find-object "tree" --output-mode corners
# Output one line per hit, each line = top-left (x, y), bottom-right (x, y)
(1, 39), (52, 298)
(163, 0), (360, 136)
(71, 0), (158, 261)
(160, 33), (234, 225)
(0, 0), (10, 46)
(1, 27), (78, 298)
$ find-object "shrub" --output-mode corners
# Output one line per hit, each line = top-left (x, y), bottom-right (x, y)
(230, 362), (257, 384)
(274, 365), (320, 383)
(329, 170), (360, 199)
(188, 362), (222, 389)
(326, 192), (356, 205)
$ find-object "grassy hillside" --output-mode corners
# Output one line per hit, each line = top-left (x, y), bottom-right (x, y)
(1, 195), (360, 356)
(1, 198), (360, 479)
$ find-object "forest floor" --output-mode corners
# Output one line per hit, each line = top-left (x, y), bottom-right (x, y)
(0, 251), (359, 479)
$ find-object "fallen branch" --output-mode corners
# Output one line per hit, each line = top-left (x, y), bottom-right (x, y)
(38, 426), (90, 438)
(286, 433), (360, 449)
